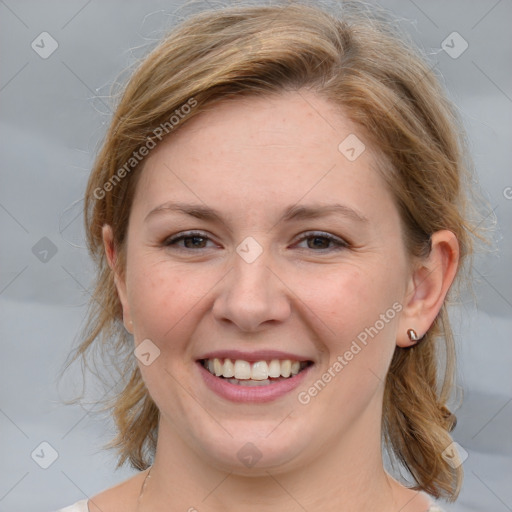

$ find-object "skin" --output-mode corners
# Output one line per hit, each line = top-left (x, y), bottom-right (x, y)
(92, 89), (459, 512)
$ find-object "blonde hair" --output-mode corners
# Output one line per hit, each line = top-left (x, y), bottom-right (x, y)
(62, 0), (485, 502)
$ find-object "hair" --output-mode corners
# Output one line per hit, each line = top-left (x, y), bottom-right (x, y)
(61, 0), (487, 502)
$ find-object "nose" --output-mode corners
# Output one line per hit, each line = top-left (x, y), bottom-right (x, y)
(212, 244), (291, 333)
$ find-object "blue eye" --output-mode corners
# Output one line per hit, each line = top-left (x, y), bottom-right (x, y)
(163, 231), (349, 252)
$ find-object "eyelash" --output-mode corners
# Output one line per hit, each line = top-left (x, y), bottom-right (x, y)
(163, 230), (349, 252)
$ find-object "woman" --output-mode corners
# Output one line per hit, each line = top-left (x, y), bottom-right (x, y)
(57, 1), (481, 511)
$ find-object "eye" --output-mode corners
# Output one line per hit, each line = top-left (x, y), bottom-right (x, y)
(163, 231), (216, 250)
(293, 231), (349, 251)
(162, 230), (349, 252)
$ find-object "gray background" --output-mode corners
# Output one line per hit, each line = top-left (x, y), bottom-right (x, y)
(0, 1), (511, 511)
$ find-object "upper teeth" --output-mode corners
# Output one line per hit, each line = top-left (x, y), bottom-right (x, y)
(204, 358), (306, 380)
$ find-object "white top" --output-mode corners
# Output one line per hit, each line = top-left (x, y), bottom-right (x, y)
(55, 499), (89, 512)
(55, 499), (445, 511)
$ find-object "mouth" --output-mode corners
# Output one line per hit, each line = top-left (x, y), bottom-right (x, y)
(199, 357), (313, 386)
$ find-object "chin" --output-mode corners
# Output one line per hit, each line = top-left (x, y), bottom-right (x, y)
(183, 417), (317, 475)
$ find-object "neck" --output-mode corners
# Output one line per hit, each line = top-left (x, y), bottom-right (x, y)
(138, 406), (409, 512)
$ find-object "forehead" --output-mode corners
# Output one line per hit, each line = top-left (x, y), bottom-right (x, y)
(132, 90), (398, 229)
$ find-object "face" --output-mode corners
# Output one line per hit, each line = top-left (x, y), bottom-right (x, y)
(110, 90), (413, 475)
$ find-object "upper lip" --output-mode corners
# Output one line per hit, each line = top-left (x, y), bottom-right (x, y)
(197, 349), (314, 363)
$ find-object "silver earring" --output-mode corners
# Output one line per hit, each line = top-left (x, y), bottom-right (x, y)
(407, 328), (421, 342)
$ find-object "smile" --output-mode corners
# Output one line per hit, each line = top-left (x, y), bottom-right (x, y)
(200, 358), (311, 386)
(196, 356), (314, 402)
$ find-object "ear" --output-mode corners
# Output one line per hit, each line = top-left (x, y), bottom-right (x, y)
(397, 230), (459, 347)
(102, 224), (133, 334)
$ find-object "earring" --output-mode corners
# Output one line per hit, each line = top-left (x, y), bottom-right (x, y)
(407, 328), (421, 342)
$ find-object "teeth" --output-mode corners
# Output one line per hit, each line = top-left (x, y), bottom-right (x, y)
(234, 360), (251, 379)
(213, 358), (223, 377)
(228, 378), (271, 386)
(223, 358), (235, 378)
(281, 359), (291, 378)
(268, 359), (281, 378)
(251, 361), (268, 380)
(203, 358), (309, 380)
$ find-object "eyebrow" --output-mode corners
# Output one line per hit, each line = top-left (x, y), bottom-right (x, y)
(144, 201), (369, 225)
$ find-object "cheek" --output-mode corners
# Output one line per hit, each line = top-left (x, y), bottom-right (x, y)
(126, 256), (185, 339)
(303, 265), (402, 399)
(291, 261), (402, 337)
(125, 252), (220, 349)
(294, 262), (404, 398)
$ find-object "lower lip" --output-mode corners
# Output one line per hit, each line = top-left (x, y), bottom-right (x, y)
(196, 361), (313, 403)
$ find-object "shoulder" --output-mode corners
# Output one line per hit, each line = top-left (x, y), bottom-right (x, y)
(87, 470), (147, 512)
(391, 483), (439, 512)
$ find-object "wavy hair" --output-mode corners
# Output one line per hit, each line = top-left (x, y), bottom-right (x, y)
(61, 0), (486, 501)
